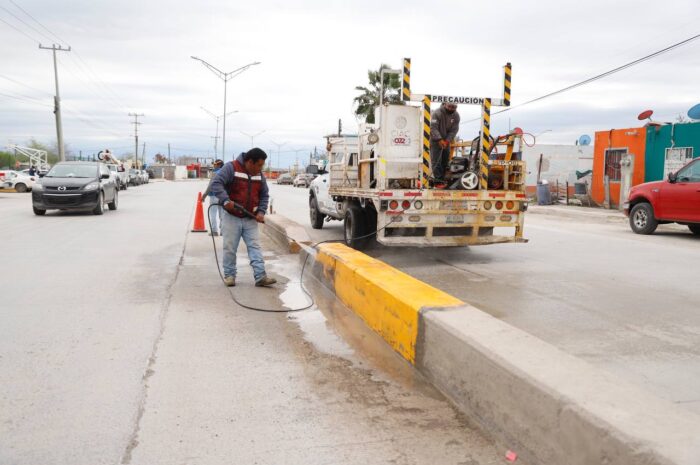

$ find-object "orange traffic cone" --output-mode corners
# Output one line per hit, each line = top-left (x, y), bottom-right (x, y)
(192, 192), (207, 232)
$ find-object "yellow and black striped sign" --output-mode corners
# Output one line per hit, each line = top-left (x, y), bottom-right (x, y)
(422, 95), (431, 187)
(503, 62), (512, 107)
(402, 58), (411, 102)
(479, 98), (492, 189)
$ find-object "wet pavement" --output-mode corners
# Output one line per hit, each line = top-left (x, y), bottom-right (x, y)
(269, 183), (700, 416)
(0, 182), (513, 465)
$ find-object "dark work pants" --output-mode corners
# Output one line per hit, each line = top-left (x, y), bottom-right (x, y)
(430, 142), (450, 181)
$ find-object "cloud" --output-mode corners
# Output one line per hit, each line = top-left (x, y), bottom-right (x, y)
(1, 0), (699, 164)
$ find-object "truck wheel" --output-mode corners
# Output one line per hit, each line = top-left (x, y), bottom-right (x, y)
(33, 206), (46, 216)
(629, 203), (657, 235)
(15, 183), (27, 193)
(108, 191), (118, 210)
(344, 205), (368, 250)
(310, 196), (325, 229)
(689, 224), (700, 235)
(93, 192), (104, 215)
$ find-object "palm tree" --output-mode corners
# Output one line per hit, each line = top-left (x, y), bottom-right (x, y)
(353, 64), (402, 124)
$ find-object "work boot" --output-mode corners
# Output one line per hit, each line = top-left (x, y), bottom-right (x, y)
(223, 276), (236, 287)
(255, 276), (277, 287)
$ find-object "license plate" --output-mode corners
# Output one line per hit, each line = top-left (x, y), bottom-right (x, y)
(446, 214), (464, 224)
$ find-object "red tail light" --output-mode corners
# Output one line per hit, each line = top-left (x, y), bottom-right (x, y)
(389, 200), (399, 210)
(495, 201), (504, 210)
(506, 201), (514, 210)
(401, 200), (411, 210)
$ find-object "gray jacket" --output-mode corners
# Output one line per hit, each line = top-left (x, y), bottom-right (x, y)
(430, 104), (460, 142)
(210, 155), (270, 214)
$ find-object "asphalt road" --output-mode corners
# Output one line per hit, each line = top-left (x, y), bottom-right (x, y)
(269, 182), (700, 416)
(1, 181), (509, 465)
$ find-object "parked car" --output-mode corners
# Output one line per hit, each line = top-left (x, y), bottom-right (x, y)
(625, 158), (700, 235)
(31, 161), (118, 215)
(276, 173), (293, 185)
(107, 164), (129, 190)
(128, 168), (142, 186)
(0, 170), (36, 192)
(138, 170), (149, 184)
(293, 173), (315, 188)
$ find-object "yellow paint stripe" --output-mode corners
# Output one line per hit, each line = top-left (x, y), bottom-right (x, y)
(317, 243), (463, 363)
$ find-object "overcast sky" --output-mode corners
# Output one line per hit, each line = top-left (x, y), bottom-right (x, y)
(1, 0), (699, 167)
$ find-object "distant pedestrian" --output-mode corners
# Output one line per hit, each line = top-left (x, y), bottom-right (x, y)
(202, 159), (225, 236)
(28, 166), (36, 176)
(210, 148), (276, 288)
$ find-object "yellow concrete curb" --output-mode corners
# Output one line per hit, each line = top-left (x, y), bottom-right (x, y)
(316, 243), (463, 363)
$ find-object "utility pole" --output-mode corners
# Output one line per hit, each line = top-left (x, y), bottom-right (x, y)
(141, 142), (146, 168)
(39, 44), (71, 161)
(129, 113), (144, 169)
(168, 143), (171, 164)
(191, 57), (260, 161)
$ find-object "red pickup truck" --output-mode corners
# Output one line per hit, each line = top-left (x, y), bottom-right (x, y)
(625, 158), (700, 235)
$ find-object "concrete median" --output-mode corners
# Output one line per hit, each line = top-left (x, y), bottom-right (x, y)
(263, 213), (312, 254)
(296, 241), (700, 465)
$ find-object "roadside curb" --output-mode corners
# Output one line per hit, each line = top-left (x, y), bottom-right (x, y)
(264, 214), (312, 254)
(293, 229), (700, 465)
(528, 205), (626, 221)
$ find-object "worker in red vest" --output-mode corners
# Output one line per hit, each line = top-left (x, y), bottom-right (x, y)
(210, 148), (277, 288)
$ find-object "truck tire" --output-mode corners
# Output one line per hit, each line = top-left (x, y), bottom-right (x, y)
(344, 205), (368, 250)
(108, 190), (118, 210)
(93, 192), (104, 215)
(689, 224), (700, 235)
(309, 196), (325, 229)
(629, 203), (657, 235)
(365, 207), (378, 244)
(15, 183), (27, 193)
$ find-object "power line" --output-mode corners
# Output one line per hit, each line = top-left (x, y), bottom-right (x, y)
(0, 4), (54, 43)
(0, 73), (53, 96)
(7, 0), (68, 45)
(0, 15), (39, 43)
(0, 91), (52, 107)
(463, 32), (700, 124)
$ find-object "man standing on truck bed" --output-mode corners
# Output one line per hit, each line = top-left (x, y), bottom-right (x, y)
(210, 148), (277, 288)
(430, 102), (460, 187)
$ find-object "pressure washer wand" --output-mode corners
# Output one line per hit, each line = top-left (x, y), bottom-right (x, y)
(226, 201), (258, 219)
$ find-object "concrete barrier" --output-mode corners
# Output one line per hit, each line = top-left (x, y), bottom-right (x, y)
(263, 214), (311, 254)
(300, 241), (700, 465)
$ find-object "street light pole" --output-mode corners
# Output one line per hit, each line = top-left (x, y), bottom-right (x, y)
(270, 139), (288, 172)
(191, 57), (260, 161)
(240, 130), (266, 149)
(202, 107), (237, 158)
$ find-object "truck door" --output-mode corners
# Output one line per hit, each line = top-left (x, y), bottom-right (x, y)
(660, 159), (700, 222)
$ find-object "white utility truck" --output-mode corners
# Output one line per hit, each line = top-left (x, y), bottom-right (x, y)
(308, 58), (528, 249)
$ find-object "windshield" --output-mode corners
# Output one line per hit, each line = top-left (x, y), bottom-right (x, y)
(45, 164), (98, 178)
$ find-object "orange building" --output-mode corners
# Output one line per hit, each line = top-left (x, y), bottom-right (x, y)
(591, 127), (647, 207)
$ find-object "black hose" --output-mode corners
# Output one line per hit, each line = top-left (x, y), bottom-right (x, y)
(205, 200), (404, 313)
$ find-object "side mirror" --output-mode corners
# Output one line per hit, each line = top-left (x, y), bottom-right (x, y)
(667, 172), (677, 183)
(101, 173), (110, 179)
(38, 172), (45, 178)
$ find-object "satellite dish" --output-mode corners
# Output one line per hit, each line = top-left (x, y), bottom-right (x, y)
(578, 134), (591, 146)
(688, 103), (700, 120)
(638, 109), (654, 121)
(512, 127), (524, 135)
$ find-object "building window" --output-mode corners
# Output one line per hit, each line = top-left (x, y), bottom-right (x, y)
(604, 148), (626, 182)
(664, 147), (694, 178)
